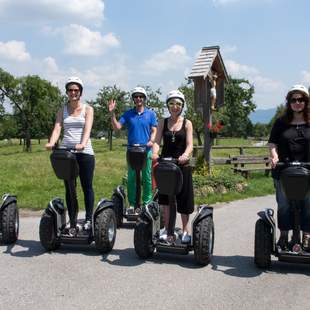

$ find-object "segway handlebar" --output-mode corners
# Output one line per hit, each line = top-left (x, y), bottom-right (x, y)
(276, 161), (310, 168)
(158, 157), (179, 164)
(122, 144), (148, 147)
(51, 146), (77, 152)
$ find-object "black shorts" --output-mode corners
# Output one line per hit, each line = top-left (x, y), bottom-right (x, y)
(158, 165), (194, 214)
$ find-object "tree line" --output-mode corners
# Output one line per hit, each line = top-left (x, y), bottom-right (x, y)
(0, 67), (278, 151)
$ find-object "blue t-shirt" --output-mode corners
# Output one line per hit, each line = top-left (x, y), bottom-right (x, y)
(119, 107), (157, 146)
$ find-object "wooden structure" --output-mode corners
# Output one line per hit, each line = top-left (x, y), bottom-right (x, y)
(188, 46), (228, 165)
(230, 155), (271, 179)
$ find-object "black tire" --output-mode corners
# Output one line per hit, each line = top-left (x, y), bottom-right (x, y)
(94, 208), (116, 253)
(134, 218), (154, 259)
(112, 194), (123, 228)
(254, 219), (272, 268)
(39, 212), (60, 251)
(1, 203), (19, 244)
(193, 216), (214, 266)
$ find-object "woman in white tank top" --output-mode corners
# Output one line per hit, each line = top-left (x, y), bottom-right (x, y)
(45, 77), (95, 230)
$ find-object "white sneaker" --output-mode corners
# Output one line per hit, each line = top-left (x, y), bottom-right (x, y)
(83, 220), (91, 231)
(181, 232), (191, 244)
(159, 228), (167, 241)
(127, 206), (135, 215)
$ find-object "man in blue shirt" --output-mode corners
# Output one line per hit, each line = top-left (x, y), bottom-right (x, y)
(108, 87), (157, 211)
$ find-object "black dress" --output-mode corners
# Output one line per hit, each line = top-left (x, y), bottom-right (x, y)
(158, 118), (194, 214)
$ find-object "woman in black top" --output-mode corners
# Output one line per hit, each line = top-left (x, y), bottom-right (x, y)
(152, 90), (194, 244)
(269, 84), (310, 250)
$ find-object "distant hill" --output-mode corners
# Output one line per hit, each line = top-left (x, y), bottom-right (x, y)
(249, 108), (276, 124)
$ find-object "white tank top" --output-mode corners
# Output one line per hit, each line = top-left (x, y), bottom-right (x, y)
(61, 103), (94, 155)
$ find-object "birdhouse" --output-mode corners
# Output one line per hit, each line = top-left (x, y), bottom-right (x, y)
(188, 46), (228, 166)
(188, 46), (228, 113)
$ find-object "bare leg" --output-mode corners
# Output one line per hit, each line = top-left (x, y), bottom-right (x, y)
(181, 214), (190, 234)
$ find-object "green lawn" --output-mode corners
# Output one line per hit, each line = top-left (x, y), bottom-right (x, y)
(0, 138), (274, 210)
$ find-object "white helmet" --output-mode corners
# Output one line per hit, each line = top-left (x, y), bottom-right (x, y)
(286, 84), (309, 99)
(166, 90), (185, 105)
(131, 86), (147, 100)
(65, 76), (84, 94)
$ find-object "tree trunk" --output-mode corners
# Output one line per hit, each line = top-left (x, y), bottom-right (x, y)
(24, 125), (32, 152)
(196, 130), (202, 146)
(109, 129), (113, 151)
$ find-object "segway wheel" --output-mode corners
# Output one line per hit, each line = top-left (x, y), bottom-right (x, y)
(193, 216), (214, 266)
(112, 194), (123, 228)
(39, 212), (60, 251)
(134, 219), (154, 259)
(1, 203), (19, 244)
(254, 219), (272, 268)
(94, 208), (116, 253)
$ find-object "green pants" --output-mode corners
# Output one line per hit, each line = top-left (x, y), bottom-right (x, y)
(127, 149), (152, 206)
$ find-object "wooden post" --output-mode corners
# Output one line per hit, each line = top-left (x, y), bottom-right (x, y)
(194, 77), (211, 171)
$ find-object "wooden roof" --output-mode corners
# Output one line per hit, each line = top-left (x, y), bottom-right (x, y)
(188, 46), (228, 81)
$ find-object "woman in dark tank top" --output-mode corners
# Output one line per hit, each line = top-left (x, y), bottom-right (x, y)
(152, 90), (194, 244)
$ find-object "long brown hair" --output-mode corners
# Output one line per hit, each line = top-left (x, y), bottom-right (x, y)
(281, 91), (310, 124)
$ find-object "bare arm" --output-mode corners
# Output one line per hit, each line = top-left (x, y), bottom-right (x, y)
(108, 99), (122, 130)
(268, 142), (279, 168)
(147, 126), (157, 147)
(76, 105), (94, 150)
(178, 119), (193, 164)
(45, 108), (63, 150)
(152, 119), (164, 160)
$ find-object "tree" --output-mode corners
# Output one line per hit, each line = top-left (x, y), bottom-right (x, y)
(0, 114), (18, 141)
(179, 81), (204, 145)
(268, 103), (285, 131)
(91, 85), (129, 150)
(220, 77), (256, 137)
(0, 68), (64, 151)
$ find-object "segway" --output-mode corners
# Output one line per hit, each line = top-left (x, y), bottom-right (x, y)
(112, 144), (149, 227)
(134, 157), (214, 266)
(39, 147), (116, 253)
(0, 193), (19, 244)
(254, 161), (310, 268)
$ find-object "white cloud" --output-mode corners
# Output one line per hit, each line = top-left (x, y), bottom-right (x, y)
(226, 58), (285, 108)
(143, 45), (191, 75)
(0, 0), (105, 26)
(58, 24), (120, 56)
(43, 57), (58, 73)
(0, 40), (31, 61)
(301, 70), (310, 85)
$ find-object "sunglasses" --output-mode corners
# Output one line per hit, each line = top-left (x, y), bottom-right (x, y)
(133, 95), (145, 99)
(168, 101), (183, 107)
(68, 89), (80, 93)
(290, 97), (305, 103)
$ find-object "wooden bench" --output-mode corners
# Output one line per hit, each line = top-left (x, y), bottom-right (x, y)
(230, 155), (271, 178)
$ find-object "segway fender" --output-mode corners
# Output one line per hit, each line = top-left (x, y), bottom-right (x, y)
(192, 205), (213, 226)
(0, 194), (17, 211)
(46, 198), (66, 235)
(257, 208), (276, 252)
(112, 185), (126, 211)
(94, 198), (114, 217)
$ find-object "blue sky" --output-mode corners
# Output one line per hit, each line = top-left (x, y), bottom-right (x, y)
(1, 0), (310, 110)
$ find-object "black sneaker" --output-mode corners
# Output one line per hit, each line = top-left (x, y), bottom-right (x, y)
(276, 234), (288, 251)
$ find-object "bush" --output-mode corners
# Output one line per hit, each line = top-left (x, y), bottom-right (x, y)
(193, 156), (247, 199)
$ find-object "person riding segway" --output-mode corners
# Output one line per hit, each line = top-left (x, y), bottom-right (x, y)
(255, 84), (310, 267)
(133, 90), (214, 265)
(41, 77), (116, 252)
(108, 87), (157, 227)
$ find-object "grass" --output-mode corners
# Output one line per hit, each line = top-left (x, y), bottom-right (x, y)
(0, 138), (275, 210)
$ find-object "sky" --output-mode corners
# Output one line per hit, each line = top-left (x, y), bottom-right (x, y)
(1, 0), (310, 110)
